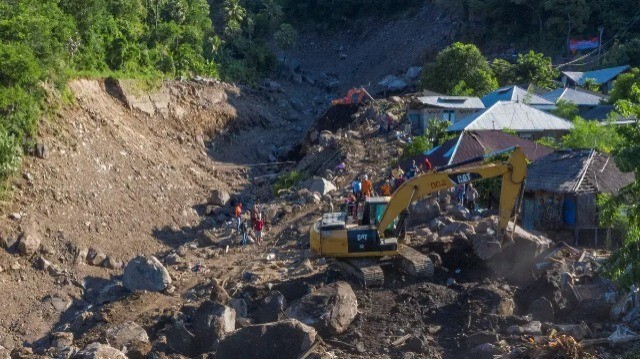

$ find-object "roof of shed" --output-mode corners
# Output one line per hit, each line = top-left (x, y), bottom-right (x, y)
(525, 150), (634, 195)
(562, 65), (630, 85)
(541, 87), (606, 107)
(482, 86), (555, 108)
(414, 96), (485, 109)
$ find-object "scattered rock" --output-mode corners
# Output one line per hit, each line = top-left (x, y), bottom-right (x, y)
(123, 256), (172, 292)
(193, 301), (236, 353)
(405, 66), (423, 80)
(409, 200), (441, 226)
(106, 321), (149, 350)
(36, 142), (49, 159)
(75, 248), (88, 265)
(549, 322), (592, 340)
(378, 75), (407, 92)
(466, 331), (498, 347)
(229, 298), (248, 318)
(89, 251), (107, 266)
(96, 281), (130, 305)
(507, 321), (542, 335)
(50, 332), (74, 349)
(216, 319), (316, 359)
(400, 335), (426, 353)
(254, 291), (287, 324)
(528, 297), (555, 322)
(285, 281), (357, 336)
(449, 205), (470, 221)
(166, 320), (197, 357)
(17, 226), (41, 256)
(125, 340), (152, 359)
(440, 221), (474, 237)
(76, 343), (127, 359)
(210, 278), (230, 305)
(210, 190), (231, 206)
(104, 256), (123, 269)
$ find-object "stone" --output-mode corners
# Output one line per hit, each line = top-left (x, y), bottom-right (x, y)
(475, 221), (495, 234)
(165, 253), (182, 265)
(96, 281), (130, 305)
(216, 319), (316, 359)
(193, 301), (236, 352)
(449, 205), (470, 221)
(76, 343), (127, 359)
(318, 131), (336, 148)
(50, 332), (74, 349)
(549, 322), (592, 340)
(104, 256), (123, 269)
(306, 177), (337, 196)
(285, 281), (357, 336)
(75, 248), (88, 265)
(439, 222), (475, 237)
(405, 66), (423, 80)
(89, 251), (107, 266)
(400, 335), (426, 353)
(1, 236), (18, 251)
(229, 298), (248, 318)
(466, 331), (498, 347)
(507, 321), (542, 335)
(106, 321), (149, 350)
(474, 343), (503, 359)
(210, 190), (231, 206)
(492, 225), (553, 284)
(125, 341), (152, 359)
(17, 227), (41, 256)
(409, 200), (441, 226)
(123, 256), (172, 292)
(36, 142), (49, 159)
(210, 278), (230, 305)
(254, 291), (287, 324)
(462, 283), (515, 317)
(528, 297), (555, 322)
(378, 75), (407, 92)
(166, 320), (197, 357)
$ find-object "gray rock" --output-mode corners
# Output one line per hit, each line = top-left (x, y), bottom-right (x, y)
(528, 297), (554, 322)
(549, 322), (592, 340)
(409, 200), (441, 226)
(104, 256), (123, 269)
(440, 221), (475, 237)
(106, 321), (149, 349)
(166, 320), (197, 357)
(229, 298), (248, 318)
(306, 177), (337, 196)
(378, 75), (406, 92)
(17, 227), (41, 256)
(254, 291), (287, 324)
(449, 205), (470, 221)
(285, 281), (357, 336)
(36, 142), (49, 159)
(211, 190), (231, 206)
(193, 301), (236, 352)
(96, 281), (130, 305)
(76, 343), (127, 359)
(507, 321), (542, 335)
(75, 248), (88, 265)
(123, 256), (172, 292)
(405, 66), (423, 80)
(216, 319), (316, 359)
(50, 331), (74, 349)
(89, 251), (107, 266)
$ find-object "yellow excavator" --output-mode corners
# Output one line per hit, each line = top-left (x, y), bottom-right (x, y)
(310, 146), (528, 286)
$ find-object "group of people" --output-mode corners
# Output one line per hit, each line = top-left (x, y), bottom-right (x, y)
(454, 183), (479, 211)
(233, 202), (265, 247)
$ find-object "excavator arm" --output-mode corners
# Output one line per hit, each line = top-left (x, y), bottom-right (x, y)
(377, 147), (528, 236)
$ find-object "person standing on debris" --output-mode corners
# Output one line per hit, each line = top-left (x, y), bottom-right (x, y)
(254, 214), (264, 246)
(239, 211), (252, 247)
(352, 177), (362, 200)
(361, 175), (373, 198)
(455, 185), (465, 205)
(392, 165), (404, 189)
(251, 204), (260, 228)
(424, 157), (433, 172)
(466, 183), (479, 211)
(234, 202), (243, 233)
(381, 179), (392, 196)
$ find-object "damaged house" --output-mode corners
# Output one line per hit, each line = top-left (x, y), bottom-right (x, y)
(522, 149), (634, 247)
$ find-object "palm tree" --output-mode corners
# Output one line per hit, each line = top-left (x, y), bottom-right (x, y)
(223, 0), (246, 25)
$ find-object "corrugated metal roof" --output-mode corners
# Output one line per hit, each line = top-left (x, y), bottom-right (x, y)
(415, 96), (485, 109)
(562, 65), (630, 85)
(541, 87), (606, 107)
(415, 131), (554, 169)
(482, 86), (555, 108)
(526, 150), (634, 195)
(447, 101), (573, 132)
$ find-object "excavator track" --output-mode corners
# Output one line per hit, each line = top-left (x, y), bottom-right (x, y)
(333, 259), (385, 287)
(397, 244), (434, 279)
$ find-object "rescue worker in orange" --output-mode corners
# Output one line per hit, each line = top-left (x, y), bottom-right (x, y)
(361, 175), (373, 197)
(381, 179), (392, 196)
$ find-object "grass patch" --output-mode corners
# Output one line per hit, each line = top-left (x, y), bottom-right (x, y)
(273, 170), (307, 194)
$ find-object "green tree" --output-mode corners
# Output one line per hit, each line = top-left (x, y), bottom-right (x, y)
(421, 42), (498, 96)
(274, 23), (297, 52)
(584, 78), (601, 92)
(491, 58), (516, 86)
(610, 68), (640, 104)
(552, 100), (579, 120)
(603, 38), (640, 68)
(542, 0), (591, 53)
(560, 117), (621, 153)
(224, 0), (246, 25)
(514, 51), (558, 89)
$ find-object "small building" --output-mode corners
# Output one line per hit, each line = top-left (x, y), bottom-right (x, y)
(522, 149), (634, 247)
(422, 130), (554, 168)
(407, 95), (485, 134)
(541, 87), (607, 110)
(560, 65), (630, 94)
(446, 101), (573, 140)
(580, 105), (637, 124)
(482, 86), (556, 111)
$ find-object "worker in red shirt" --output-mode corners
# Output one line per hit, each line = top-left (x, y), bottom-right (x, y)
(424, 157), (433, 172)
(234, 202), (243, 233)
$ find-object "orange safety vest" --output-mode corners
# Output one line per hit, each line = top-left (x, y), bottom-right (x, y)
(361, 180), (373, 196)
(381, 183), (391, 196)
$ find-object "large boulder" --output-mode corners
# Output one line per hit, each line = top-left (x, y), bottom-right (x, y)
(405, 66), (423, 80)
(254, 291), (287, 324)
(17, 227), (41, 256)
(76, 343), (127, 359)
(440, 221), (475, 237)
(166, 320), (197, 356)
(216, 319), (316, 359)
(408, 199), (441, 226)
(307, 177), (337, 196)
(123, 256), (172, 292)
(193, 301), (236, 353)
(285, 281), (358, 336)
(448, 205), (470, 221)
(379, 75), (406, 92)
(210, 190), (231, 206)
(105, 321), (149, 350)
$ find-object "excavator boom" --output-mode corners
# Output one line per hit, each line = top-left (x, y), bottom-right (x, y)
(377, 147), (527, 235)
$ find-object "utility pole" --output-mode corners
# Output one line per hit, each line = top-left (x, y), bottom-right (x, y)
(598, 26), (605, 64)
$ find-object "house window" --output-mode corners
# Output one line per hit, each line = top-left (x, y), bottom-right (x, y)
(442, 110), (456, 122)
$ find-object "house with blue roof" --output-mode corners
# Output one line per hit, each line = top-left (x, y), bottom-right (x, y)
(407, 95), (485, 134)
(446, 101), (573, 141)
(561, 65), (630, 94)
(482, 86), (556, 111)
